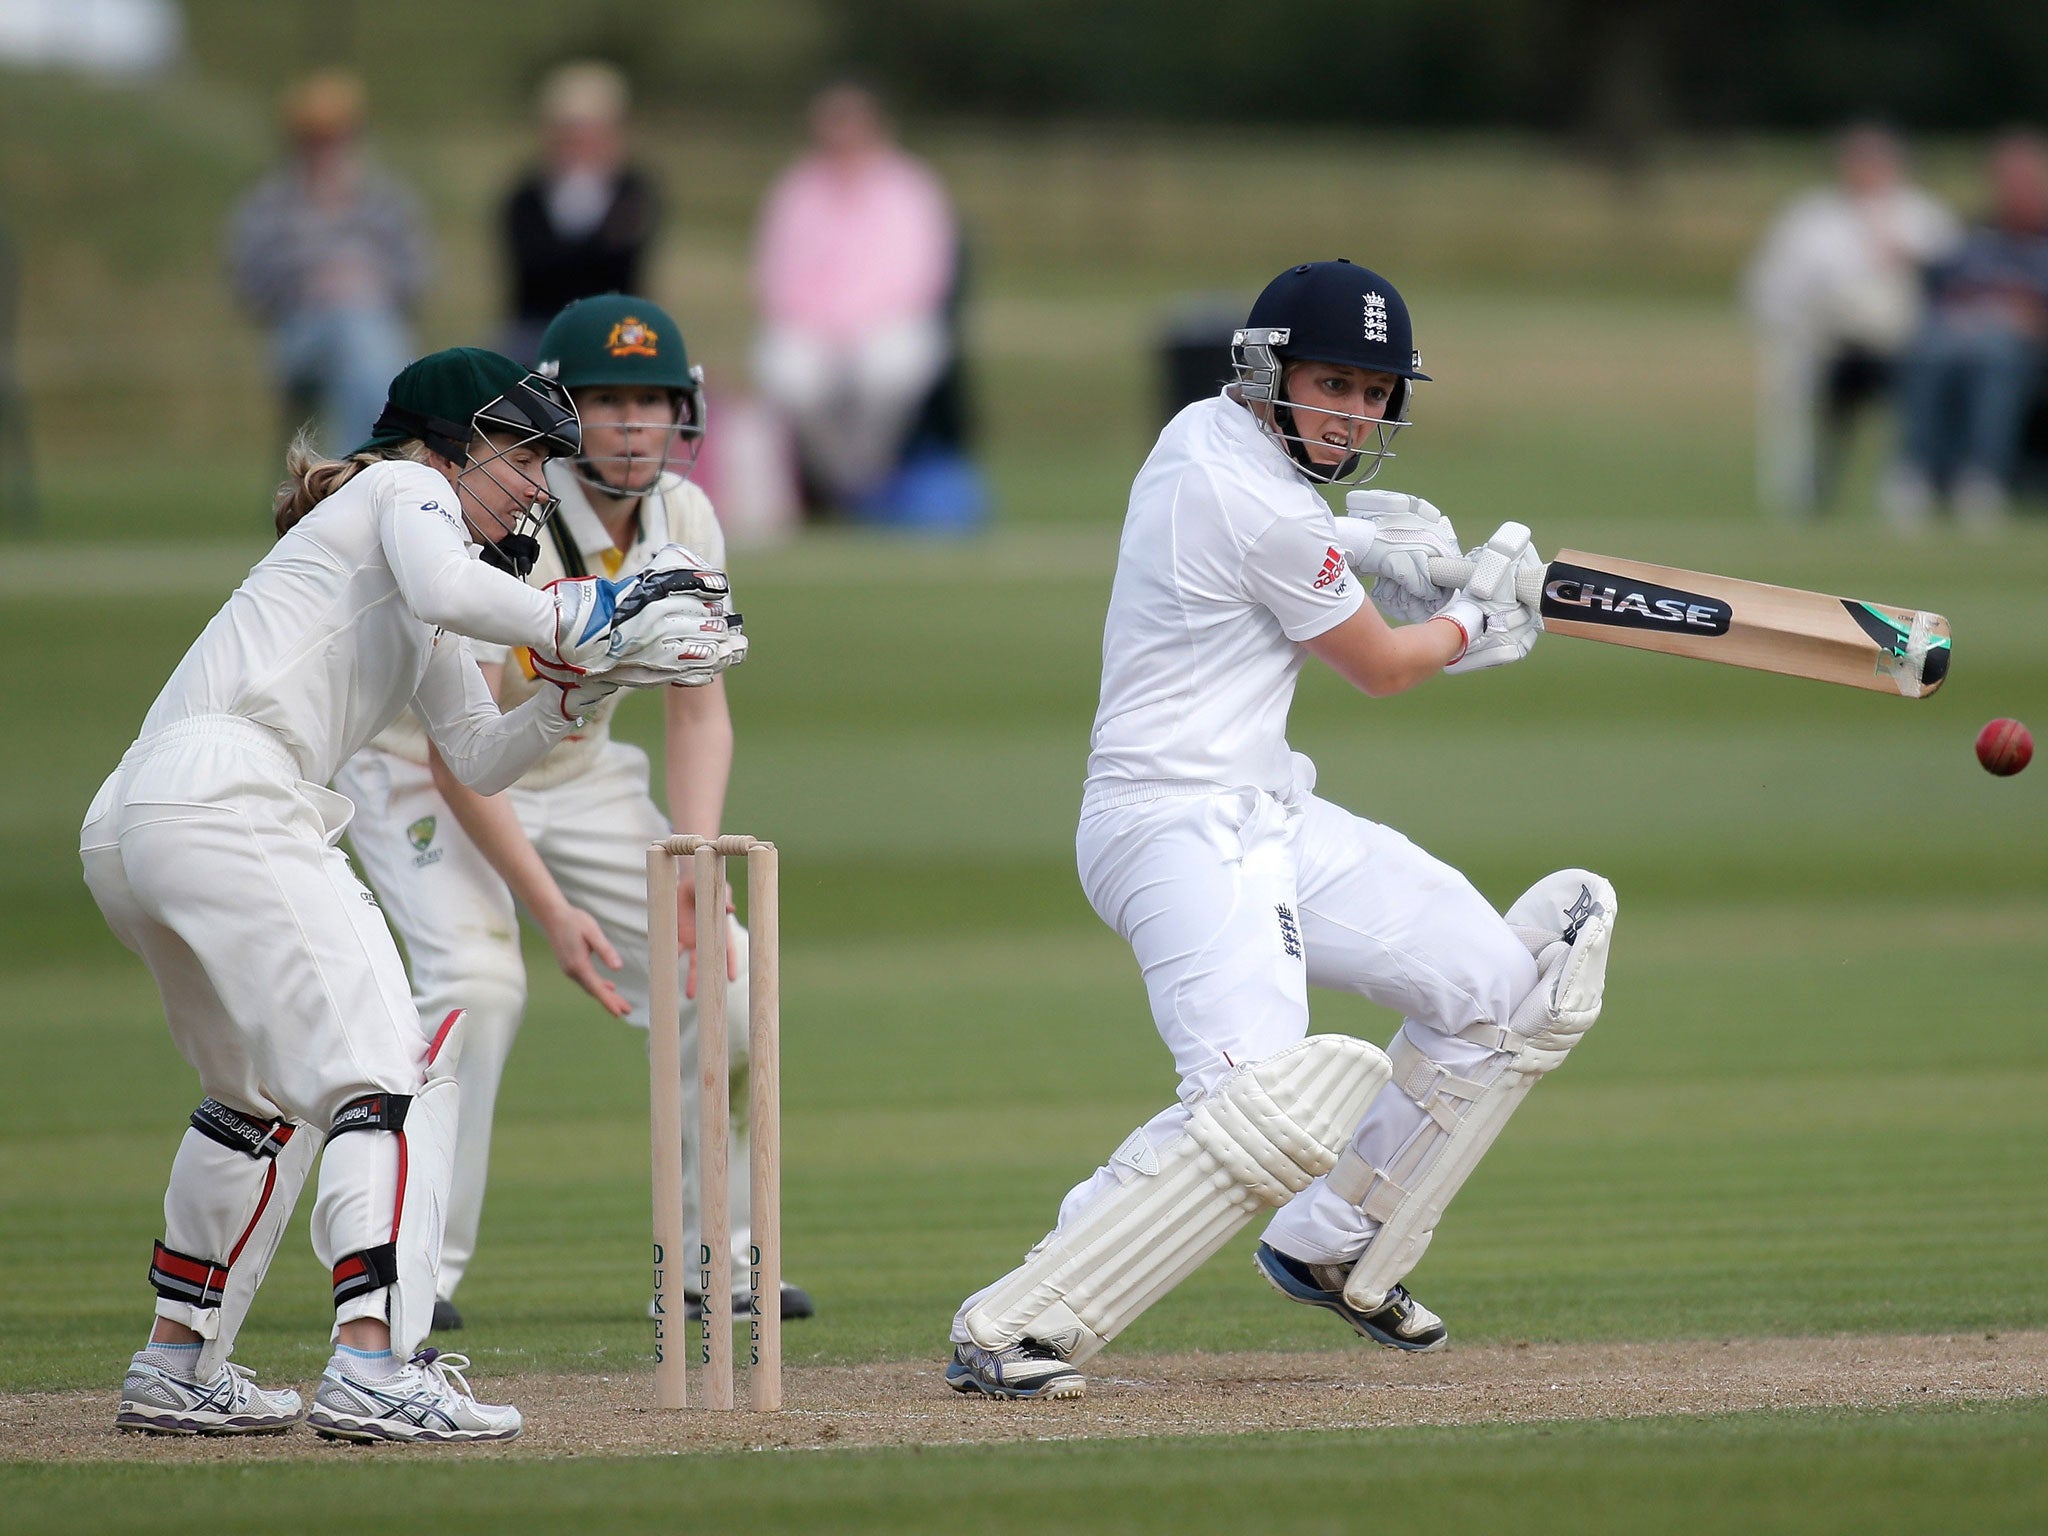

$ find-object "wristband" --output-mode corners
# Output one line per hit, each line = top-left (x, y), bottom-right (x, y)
(1429, 611), (1471, 665)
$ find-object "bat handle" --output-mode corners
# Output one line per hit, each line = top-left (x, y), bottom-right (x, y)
(1423, 554), (1545, 606)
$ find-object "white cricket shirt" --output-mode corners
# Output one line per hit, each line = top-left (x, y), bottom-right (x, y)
(137, 459), (574, 793)
(1083, 390), (1363, 801)
(362, 462), (726, 791)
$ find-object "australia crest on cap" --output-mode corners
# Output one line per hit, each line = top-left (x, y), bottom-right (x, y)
(605, 316), (659, 358)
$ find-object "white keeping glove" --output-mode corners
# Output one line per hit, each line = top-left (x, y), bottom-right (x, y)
(549, 671), (623, 725)
(536, 545), (748, 686)
(1337, 490), (1462, 626)
(1438, 521), (1544, 675)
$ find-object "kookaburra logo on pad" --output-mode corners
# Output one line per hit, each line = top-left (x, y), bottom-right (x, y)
(1363, 291), (1389, 343)
(1540, 559), (1733, 636)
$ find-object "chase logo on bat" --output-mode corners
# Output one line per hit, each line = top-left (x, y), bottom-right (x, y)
(1540, 560), (1732, 636)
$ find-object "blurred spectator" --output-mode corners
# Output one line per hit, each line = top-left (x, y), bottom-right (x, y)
(225, 72), (429, 454)
(1885, 131), (2048, 530)
(499, 61), (659, 366)
(1743, 126), (1959, 520)
(752, 82), (969, 519)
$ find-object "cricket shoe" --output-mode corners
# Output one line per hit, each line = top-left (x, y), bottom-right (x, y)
(116, 1357), (303, 1436)
(1253, 1242), (1448, 1352)
(305, 1348), (522, 1443)
(945, 1340), (1086, 1400)
(431, 1298), (464, 1332)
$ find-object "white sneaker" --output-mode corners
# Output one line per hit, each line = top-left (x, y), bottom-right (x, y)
(306, 1348), (523, 1443)
(116, 1357), (303, 1435)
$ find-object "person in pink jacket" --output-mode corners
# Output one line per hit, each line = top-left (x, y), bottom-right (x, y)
(752, 83), (957, 505)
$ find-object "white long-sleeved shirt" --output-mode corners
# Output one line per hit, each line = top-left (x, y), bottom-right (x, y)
(137, 460), (575, 794)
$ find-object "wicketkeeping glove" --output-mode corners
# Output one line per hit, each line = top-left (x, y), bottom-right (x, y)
(1438, 521), (1544, 675)
(534, 544), (748, 687)
(1338, 490), (1463, 626)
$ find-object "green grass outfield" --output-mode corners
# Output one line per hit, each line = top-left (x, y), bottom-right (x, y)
(7, 1403), (2048, 1536)
(3, 501), (2045, 1525)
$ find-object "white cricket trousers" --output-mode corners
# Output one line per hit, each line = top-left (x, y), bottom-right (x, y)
(81, 715), (426, 1338)
(333, 742), (753, 1298)
(1073, 763), (1538, 1264)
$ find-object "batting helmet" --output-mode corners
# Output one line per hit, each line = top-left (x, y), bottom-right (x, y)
(1231, 260), (1429, 485)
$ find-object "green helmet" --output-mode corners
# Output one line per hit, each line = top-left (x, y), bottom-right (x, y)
(535, 295), (706, 492)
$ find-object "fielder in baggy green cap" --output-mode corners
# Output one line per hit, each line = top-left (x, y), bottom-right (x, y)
(535, 296), (706, 494)
(357, 346), (583, 575)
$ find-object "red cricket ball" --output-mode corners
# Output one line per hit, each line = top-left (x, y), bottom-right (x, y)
(1975, 718), (2033, 777)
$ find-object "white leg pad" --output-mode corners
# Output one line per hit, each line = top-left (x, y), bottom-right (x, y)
(390, 1015), (464, 1357)
(962, 1034), (1390, 1363)
(1339, 870), (1616, 1312)
(179, 1114), (321, 1380)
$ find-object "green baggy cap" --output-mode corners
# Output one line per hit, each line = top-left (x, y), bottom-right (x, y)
(535, 295), (698, 392)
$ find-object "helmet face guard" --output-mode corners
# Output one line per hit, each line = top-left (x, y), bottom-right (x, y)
(1231, 326), (1410, 486)
(564, 365), (708, 498)
(457, 373), (581, 575)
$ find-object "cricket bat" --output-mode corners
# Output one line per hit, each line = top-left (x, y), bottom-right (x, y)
(1423, 548), (1951, 698)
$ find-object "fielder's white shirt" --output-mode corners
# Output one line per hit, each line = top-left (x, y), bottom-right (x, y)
(1084, 391), (1363, 801)
(138, 459), (573, 793)
(364, 462), (726, 791)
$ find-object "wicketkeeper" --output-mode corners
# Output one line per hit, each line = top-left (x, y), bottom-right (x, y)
(83, 348), (746, 1441)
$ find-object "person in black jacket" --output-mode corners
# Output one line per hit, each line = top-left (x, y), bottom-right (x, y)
(498, 62), (659, 365)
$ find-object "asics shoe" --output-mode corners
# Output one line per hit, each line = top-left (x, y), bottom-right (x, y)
(945, 1340), (1086, 1400)
(1254, 1242), (1448, 1352)
(306, 1348), (522, 1443)
(116, 1357), (303, 1436)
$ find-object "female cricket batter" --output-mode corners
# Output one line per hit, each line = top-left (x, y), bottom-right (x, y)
(945, 260), (1617, 1399)
(335, 296), (810, 1332)
(82, 347), (746, 1441)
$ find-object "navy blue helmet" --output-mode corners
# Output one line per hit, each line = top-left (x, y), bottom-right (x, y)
(1231, 259), (1429, 484)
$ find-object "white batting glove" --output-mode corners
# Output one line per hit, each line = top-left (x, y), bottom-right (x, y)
(1439, 521), (1544, 676)
(1337, 490), (1463, 626)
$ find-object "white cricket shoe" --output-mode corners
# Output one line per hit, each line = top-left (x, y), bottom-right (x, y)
(116, 1357), (303, 1436)
(305, 1348), (523, 1443)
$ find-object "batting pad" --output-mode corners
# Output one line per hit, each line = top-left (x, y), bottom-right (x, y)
(1338, 869), (1616, 1313)
(962, 1034), (1390, 1363)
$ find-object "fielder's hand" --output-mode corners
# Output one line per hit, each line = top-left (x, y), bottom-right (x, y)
(541, 903), (632, 1018)
(1439, 521), (1544, 675)
(1339, 490), (1462, 626)
(677, 877), (741, 1000)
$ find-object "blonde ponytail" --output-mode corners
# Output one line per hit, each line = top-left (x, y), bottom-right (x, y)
(272, 429), (435, 536)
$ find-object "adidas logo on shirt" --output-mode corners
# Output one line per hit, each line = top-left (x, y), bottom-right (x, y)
(1313, 547), (1347, 591)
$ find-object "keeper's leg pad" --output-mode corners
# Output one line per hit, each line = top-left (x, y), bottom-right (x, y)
(1338, 870), (1616, 1313)
(961, 1034), (1390, 1364)
(153, 1101), (320, 1380)
(324, 1010), (464, 1357)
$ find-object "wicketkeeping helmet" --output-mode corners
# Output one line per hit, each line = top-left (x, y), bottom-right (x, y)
(1231, 259), (1430, 485)
(535, 293), (707, 492)
(357, 346), (581, 575)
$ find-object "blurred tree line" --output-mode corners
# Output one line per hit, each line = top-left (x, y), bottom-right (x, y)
(185, 0), (2048, 151)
